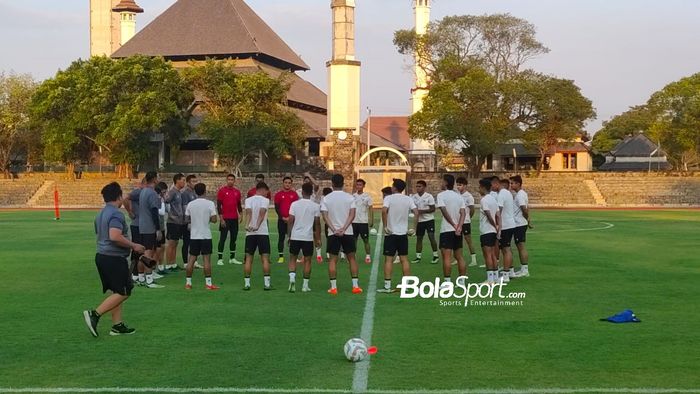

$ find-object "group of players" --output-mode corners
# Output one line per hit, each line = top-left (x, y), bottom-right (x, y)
(83, 170), (531, 337)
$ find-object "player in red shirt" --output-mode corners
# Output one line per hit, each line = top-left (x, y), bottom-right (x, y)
(247, 174), (272, 200)
(274, 176), (299, 263)
(217, 174), (243, 265)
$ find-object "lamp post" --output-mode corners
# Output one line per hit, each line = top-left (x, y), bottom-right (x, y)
(366, 107), (372, 166)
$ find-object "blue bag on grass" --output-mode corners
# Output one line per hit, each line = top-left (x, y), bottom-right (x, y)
(600, 309), (641, 323)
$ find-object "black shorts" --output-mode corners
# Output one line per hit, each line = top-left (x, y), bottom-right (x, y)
(416, 220), (435, 237)
(462, 223), (472, 235)
(480, 233), (498, 247)
(290, 240), (314, 257)
(499, 228), (514, 248)
(384, 234), (409, 256)
(439, 232), (463, 251)
(141, 233), (158, 250)
(514, 225), (528, 244)
(167, 223), (186, 241)
(95, 254), (133, 296)
(352, 223), (370, 240)
(245, 235), (271, 255)
(327, 234), (356, 255)
(189, 239), (213, 256)
(130, 225), (141, 244)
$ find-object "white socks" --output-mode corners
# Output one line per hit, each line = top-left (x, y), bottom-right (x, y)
(303, 278), (310, 289)
(384, 279), (391, 289)
(186, 277), (192, 286)
(416, 252), (422, 259)
(330, 279), (337, 289)
(264, 275), (271, 287)
(146, 274), (153, 284)
(205, 277), (212, 286)
(352, 278), (359, 288)
(244, 277), (251, 287)
(471, 254), (477, 264)
(289, 272), (296, 282)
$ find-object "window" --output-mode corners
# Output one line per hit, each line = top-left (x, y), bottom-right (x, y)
(562, 153), (577, 170)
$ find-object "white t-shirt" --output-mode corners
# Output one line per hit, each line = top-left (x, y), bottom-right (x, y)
(185, 198), (217, 240)
(245, 195), (270, 236)
(497, 189), (516, 230)
(460, 191), (475, 224)
(321, 190), (356, 236)
(513, 189), (529, 227)
(411, 192), (435, 223)
(479, 194), (499, 235)
(352, 192), (373, 224)
(490, 191), (498, 198)
(436, 190), (465, 234)
(289, 198), (320, 242)
(383, 194), (417, 235)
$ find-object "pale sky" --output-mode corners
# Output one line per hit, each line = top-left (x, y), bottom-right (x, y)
(1, 0), (699, 133)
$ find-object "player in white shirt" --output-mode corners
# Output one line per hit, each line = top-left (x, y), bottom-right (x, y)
(377, 179), (419, 293)
(497, 178), (517, 282)
(243, 182), (273, 291)
(435, 174), (467, 285)
(320, 174), (362, 295)
(478, 178), (501, 284)
(352, 179), (374, 264)
(455, 177), (478, 267)
(488, 176), (501, 265)
(510, 175), (531, 278)
(184, 183), (219, 290)
(287, 183), (321, 293)
(411, 180), (439, 264)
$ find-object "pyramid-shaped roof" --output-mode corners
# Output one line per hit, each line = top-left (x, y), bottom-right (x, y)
(111, 0), (309, 71)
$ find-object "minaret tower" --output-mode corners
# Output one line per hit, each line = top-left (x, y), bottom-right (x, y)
(326, 0), (361, 185)
(410, 0), (435, 156)
(112, 0), (144, 46)
(89, 0), (121, 56)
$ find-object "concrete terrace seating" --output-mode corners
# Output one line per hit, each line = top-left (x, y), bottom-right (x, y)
(31, 179), (137, 208)
(523, 177), (596, 206)
(0, 180), (44, 207)
(594, 176), (700, 206)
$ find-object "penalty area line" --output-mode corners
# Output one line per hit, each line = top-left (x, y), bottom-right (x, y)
(352, 221), (385, 393)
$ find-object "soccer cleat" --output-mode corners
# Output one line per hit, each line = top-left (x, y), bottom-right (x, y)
(83, 310), (99, 338)
(451, 260), (458, 266)
(243, 285), (251, 291)
(109, 322), (136, 336)
(365, 255), (372, 264)
(156, 269), (168, 275)
(327, 288), (338, 295)
(277, 256), (285, 264)
(137, 280), (146, 287)
(230, 258), (243, 265)
(352, 287), (363, 294)
(145, 282), (164, 289)
(302, 286), (311, 293)
(288, 282), (296, 293)
(185, 283), (192, 290)
(151, 272), (163, 280)
(206, 284), (220, 290)
(264, 285), (275, 291)
(432, 256), (440, 264)
(377, 288), (394, 294)
(478, 263), (486, 268)
(412, 257), (421, 264)
(194, 262), (203, 269)
(513, 269), (529, 278)
(217, 259), (224, 266)
(469, 261), (478, 267)
(499, 274), (510, 283)
(317, 254), (323, 264)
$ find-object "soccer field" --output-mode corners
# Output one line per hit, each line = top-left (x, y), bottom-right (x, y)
(0, 209), (699, 393)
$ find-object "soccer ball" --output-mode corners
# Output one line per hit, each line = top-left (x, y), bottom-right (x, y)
(369, 228), (378, 236)
(344, 338), (368, 362)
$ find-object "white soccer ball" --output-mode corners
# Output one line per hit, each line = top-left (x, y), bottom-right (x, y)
(369, 228), (378, 236)
(344, 338), (369, 362)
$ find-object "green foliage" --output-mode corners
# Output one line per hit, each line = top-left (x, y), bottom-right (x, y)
(0, 72), (37, 177)
(519, 73), (596, 172)
(30, 55), (192, 167)
(181, 60), (306, 171)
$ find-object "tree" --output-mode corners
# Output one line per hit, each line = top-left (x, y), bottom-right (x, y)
(520, 73), (596, 174)
(181, 60), (306, 173)
(395, 14), (550, 175)
(647, 73), (700, 171)
(592, 105), (653, 153)
(0, 72), (37, 178)
(31, 55), (193, 177)
(394, 14), (549, 85)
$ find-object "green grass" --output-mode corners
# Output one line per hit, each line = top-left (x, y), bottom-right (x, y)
(0, 209), (699, 392)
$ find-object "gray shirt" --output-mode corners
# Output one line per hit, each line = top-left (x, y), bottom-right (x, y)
(138, 186), (161, 234)
(95, 204), (130, 257)
(182, 187), (197, 222)
(127, 188), (141, 226)
(165, 187), (186, 225)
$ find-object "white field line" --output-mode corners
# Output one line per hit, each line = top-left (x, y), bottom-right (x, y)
(529, 222), (615, 234)
(1, 387), (699, 393)
(352, 221), (385, 393)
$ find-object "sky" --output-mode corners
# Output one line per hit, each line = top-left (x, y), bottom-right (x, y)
(1, 0), (699, 134)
